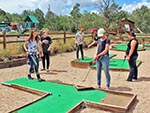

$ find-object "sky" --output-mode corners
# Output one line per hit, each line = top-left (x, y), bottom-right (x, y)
(0, 0), (150, 15)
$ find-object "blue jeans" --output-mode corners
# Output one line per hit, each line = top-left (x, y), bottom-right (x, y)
(127, 56), (138, 80)
(28, 54), (39, 74)
(96, 55), (111, 87)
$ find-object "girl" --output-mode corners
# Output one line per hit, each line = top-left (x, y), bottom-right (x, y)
(24, 30), (43, 82)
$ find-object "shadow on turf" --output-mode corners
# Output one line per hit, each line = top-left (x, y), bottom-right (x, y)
(110, 86), (132, 91)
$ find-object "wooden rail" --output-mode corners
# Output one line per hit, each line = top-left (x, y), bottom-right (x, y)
(0, 34), (92, 45)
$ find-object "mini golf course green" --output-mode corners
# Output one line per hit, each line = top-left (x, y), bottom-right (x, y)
(3, 77), (107, 113)
(144, 44), (150, 47)
(91, 59), (142, 71)
(111, 44), (145, 51)
(74, 54), (116, 62)
(71, 54), (117, 68)
(144, 44), (150, 50)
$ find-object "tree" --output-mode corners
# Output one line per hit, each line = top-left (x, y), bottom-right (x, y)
(57, 16), (70, 31)
(44, 4), (57, 30)
(79, 12), (105, 31)
(8, 13), (22, 22)
(96, 0), (121, 29)
(131, 5), (150, 33)
(70, 3), (81, 31)
(0, 8), (9, 22)
(21, 10), (34, 20)
(34, 8), (45, 29)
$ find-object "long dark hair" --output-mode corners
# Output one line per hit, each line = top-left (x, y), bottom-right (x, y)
(27, 30), (39, 43)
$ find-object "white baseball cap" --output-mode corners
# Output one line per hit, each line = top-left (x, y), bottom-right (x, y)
(97, 28), (106, 37)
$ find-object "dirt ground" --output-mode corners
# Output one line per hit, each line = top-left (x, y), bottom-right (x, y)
(0, 47), (150, 113)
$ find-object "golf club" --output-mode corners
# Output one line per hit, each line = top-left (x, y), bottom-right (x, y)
(82, 62), (93, 82)
(118, 57), (126, 77)
(26, 55), (29, 76)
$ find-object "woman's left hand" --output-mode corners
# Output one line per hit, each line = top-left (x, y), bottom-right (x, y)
(126, 56), (130, 61)
(94, 55), (100, 61)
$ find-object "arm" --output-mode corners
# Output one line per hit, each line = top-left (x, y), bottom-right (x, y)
(88, 41), (97, 48)
(94, 44), (110, 60)
(38, 41), (43, 57)
(47, 38), (53, 51)
(23, 40), (29, 55)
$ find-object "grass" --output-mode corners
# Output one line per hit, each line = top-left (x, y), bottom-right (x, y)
(0, 36), (93, 60)
(0, 43), (25, 61)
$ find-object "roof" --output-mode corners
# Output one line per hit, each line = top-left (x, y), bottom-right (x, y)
(24, 15), (39, 24)
(120, 18), (135, 24)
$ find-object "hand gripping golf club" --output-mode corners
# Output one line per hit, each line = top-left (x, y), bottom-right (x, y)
(82, 62), (93, 82)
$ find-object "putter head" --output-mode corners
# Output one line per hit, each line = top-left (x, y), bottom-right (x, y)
(87, 66), (91, 70)
(89, 61), (93, 65)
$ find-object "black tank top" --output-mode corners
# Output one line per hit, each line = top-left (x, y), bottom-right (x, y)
(126, 38), (138, 57)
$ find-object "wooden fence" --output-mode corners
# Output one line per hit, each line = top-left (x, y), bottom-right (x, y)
(0, 32), (93, 49)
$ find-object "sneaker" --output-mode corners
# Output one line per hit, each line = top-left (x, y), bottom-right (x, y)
(132, 79), (138, 82)
(38, 78), (43, 82)
(76, 58), (79, 61)
(28, 74), (33, 80)
(127, 79), (132, 82)
(36, 74), (42, 82)
(133, 77), (137, 80)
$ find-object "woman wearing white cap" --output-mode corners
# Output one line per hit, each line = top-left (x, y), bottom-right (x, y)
(91, 28), (111, 89)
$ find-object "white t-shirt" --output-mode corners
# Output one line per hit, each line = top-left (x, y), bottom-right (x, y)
(75, 32), (84, 45)
(27, 40), (38, 54)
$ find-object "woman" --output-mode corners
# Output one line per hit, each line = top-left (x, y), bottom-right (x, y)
(40, 30), (52, 72)
(89, 28), (111, 89)
(75, 27), (84, 60)
(88, 28), (98, 48)
(125, 31), (139, 82)
(24, 30), (43, 82)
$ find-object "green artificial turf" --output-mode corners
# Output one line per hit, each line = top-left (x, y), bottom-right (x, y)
(75, 54), (116, 62)
(112, 44), (144, 51)
(4, 77), (107, 113)
(144, 44), (150, 47)
(92, 59), (140, 70)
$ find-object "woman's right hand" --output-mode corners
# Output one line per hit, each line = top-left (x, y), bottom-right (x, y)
(26, 51), (29, 55)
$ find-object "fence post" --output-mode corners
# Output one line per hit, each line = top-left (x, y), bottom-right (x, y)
(64, 30), (66, 44)
(3, 32), (6, 49)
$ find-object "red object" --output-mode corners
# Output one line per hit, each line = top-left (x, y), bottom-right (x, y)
(91, 28), (97, 34)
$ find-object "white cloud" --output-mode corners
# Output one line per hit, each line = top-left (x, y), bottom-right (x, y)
(0, 0), (98, 15)
(122, 1), (150, 13)
(0, 0), (150, 16)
